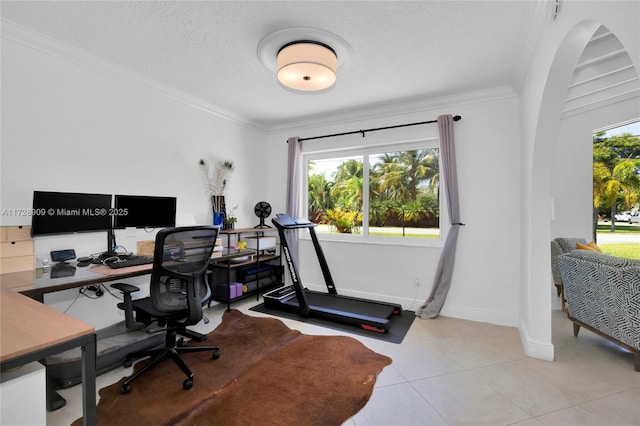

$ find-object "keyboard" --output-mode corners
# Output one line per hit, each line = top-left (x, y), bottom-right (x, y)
(106, 256), (154, 269)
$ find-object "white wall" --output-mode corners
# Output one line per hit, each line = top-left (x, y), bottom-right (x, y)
(265, 91), (522, 326)
(1, 25), (270, 326)
(0, 30), (268, 236)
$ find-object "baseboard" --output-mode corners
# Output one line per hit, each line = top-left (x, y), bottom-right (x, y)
(439, 305), (517, 327)
(518, 320), (555, 361)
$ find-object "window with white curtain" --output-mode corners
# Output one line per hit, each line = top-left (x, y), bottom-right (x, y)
(303, 138), (444, 245)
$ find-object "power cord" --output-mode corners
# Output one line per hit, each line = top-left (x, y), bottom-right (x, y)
(63, 284), (104, 313)
(79, 285), (104, 298)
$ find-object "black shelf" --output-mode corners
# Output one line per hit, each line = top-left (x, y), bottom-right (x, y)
(209, 262), (282, 302)
(209, 228), (282, 310)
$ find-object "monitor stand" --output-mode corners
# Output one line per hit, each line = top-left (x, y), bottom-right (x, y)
(100, 228), (119, 259)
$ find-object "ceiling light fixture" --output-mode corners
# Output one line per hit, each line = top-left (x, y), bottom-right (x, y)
(257, 28), (351, 94)
(277, 41), (337, 92)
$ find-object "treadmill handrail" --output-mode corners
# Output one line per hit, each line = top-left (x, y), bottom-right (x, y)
(273, 219), (311, 317)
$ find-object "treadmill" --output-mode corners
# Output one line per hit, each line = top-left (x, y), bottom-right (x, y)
(264, 213), (402, 333)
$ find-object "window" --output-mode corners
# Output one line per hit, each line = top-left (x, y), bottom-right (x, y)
(592, 120), (640, 260)
(304, 139), (442, 243)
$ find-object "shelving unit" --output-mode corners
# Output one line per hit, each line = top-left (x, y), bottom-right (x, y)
(208, 227), (282, 310)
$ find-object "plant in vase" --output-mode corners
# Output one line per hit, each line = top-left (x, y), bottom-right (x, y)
(199, 158), (234, 227)
(223, 205), (238, 230)
(223, 216), (237, 230)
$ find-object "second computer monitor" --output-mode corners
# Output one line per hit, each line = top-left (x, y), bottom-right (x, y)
(114, 194), (176, 229)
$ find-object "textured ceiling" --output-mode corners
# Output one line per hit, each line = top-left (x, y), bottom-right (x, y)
(1, 1), (547, 129)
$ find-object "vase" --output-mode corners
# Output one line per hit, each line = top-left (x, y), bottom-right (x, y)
(213, 211), (224, 228)
(211, 196), (226, 216)
(211, 195), (226, 228)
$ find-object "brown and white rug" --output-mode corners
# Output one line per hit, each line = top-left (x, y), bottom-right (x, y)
(73, 309), (391, 425)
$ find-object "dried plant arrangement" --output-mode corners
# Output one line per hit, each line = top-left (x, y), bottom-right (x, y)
(199, 159), (234, 212)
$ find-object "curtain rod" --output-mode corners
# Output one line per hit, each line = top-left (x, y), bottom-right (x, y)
(296, 115), (462, 142)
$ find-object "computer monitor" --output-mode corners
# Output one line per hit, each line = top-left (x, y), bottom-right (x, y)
(31, 191), (113, 236)
(113, 194), (176, 229)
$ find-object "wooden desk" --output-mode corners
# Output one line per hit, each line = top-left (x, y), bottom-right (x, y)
(0, 288), (96, 425)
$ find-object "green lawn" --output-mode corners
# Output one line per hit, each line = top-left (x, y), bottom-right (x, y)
(597, 223), (640, 259)
(598, 243), (640, 260)
(597, 223), (640, 234)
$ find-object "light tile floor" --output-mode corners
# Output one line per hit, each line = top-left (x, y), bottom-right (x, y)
(47, 300), (640, 425)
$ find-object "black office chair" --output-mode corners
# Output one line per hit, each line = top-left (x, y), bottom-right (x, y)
(111, 225), (220, 394)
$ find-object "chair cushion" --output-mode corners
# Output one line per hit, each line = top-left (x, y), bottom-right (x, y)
(132, 297), (188, 323)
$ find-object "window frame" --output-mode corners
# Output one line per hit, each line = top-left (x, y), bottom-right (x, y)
(301, 137), (447, 247)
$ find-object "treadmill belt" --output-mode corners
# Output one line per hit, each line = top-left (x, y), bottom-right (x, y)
(282, 291), (397, 322)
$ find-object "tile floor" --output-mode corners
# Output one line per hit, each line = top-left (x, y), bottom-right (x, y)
(48, 299), (640, 425)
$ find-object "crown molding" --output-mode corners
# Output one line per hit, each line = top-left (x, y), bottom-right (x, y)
(2, 19), (519, 136)
(262, 86), (517, 134)
(1, 19), (266, 132)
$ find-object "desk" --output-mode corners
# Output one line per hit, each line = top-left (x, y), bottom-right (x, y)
(2, 252), (250, 300)
(1, 263), (152, 301)
(0, 288), (96, 425)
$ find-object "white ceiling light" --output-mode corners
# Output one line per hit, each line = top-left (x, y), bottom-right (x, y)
(257, 28), (351, 94)
(277, 41), (337, 92)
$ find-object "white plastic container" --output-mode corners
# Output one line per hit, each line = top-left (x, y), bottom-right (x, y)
(245, 236), (276, 251)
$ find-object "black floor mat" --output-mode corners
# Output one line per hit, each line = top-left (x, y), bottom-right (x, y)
(250, 303), (416, 344)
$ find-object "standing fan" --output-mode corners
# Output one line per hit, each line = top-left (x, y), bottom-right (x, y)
(254, 201), (272, 228)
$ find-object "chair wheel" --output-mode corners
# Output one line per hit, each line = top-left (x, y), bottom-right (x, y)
(211, 348), (221, 360)
(120, 383), (131, 394)
(183, 378), (193, 390)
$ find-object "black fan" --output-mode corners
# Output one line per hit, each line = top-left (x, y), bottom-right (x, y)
(254, 201), (272, 228)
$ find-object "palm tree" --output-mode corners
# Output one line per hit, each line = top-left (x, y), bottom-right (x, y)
(613, 159), (640, 205)
(331, 159), (364, 212)
(371, 149), (440, 225)
(593, 161), (619, 235)
(593, 159), (640, 235)
(308, 173), (333, 221)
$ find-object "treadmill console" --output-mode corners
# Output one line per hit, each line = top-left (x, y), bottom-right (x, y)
(272, 213), (314, 229)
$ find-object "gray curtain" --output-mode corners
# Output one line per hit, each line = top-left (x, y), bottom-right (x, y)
(416, 114), (462, 319)
(286, 137), (302, 258)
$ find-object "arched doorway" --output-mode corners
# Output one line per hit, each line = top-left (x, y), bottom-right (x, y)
(529, 19), (639, 360)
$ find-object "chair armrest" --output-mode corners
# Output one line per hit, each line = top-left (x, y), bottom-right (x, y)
(111, 283), (141, 294)
(111, 283), (141, 329)
(185, 276), (203, 326)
